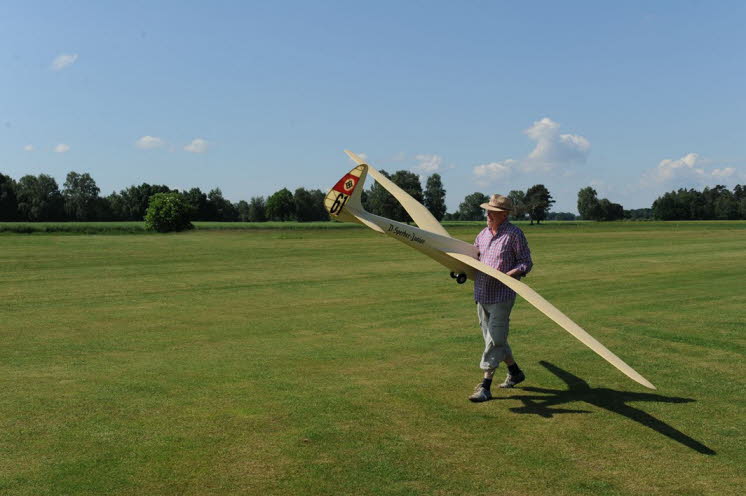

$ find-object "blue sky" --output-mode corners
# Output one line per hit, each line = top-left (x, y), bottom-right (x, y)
(2, 1), (744, 213)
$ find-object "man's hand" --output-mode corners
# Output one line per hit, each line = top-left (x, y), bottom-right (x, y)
(505, 269), (522, 279)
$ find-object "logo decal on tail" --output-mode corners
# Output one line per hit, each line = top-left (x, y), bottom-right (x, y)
(325, 165), (366, 218)
(333, 174), (358, 194)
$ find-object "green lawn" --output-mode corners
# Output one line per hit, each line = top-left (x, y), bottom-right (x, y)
(1, 222), (744, 495)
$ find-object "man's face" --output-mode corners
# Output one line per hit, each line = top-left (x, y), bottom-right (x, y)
(487, 210), (508, 230)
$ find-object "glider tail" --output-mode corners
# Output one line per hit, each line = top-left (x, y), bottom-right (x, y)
(324, 164), (367, 223)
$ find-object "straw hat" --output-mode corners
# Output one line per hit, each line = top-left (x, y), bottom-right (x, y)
(480, 194), (513, 212)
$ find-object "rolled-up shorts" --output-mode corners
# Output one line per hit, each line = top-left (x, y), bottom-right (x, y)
(477, 297), (516, 371)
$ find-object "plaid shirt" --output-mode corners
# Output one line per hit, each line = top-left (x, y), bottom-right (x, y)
(473, 222), (533, 304)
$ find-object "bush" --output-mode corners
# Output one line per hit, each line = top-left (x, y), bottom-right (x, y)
(144, 193), (194, 232)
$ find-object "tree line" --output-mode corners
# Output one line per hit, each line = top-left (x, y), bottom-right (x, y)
(0, 171), (330, 223)
(651, 185), (746, 220)
(1, 169), (744, 223)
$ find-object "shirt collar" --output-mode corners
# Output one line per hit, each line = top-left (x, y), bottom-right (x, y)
(490, 221), (511, 236)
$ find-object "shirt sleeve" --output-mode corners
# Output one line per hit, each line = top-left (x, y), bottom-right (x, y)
(512, 229), (533, 276)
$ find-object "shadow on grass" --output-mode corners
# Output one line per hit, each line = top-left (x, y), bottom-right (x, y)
(496, 361), (716, 455)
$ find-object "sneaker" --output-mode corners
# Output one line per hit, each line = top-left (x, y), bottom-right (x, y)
(468, 386), (492, 402)
(499, 370), (525, 388)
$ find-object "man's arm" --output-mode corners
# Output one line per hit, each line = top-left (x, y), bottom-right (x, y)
(508, 229), (533, 278)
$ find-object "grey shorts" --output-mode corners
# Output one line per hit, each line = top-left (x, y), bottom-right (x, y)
(477, 298), (516, 371)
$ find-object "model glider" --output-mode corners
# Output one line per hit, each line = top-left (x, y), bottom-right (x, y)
(325, 150), (656, 390)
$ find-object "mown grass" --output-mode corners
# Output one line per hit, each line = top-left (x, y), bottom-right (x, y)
(1, 222), (744, 495)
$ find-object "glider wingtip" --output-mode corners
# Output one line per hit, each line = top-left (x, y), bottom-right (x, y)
(638, 378), (656, 390)
(344, 150), (366, 165)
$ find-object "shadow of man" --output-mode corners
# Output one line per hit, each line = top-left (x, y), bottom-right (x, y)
(499, 361), (715, 455)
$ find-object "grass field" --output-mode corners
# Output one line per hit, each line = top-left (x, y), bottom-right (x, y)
(1, 222), (744, 495)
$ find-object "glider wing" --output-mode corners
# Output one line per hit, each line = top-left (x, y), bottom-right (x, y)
(444, 251), (656, 390)
(344, 150), (451, 238)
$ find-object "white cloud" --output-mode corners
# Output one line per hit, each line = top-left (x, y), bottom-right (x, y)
(523, 117), (590, 171)
(51, 53), (79, 71)
(23, 145), (34, 152)
(184, 138), (209, 153)
(413, 154), (443, 173)
(473, 159), (516, 185)
(642, 153), (704, 184)
(54, 143), (70, 153)
(135, 136), (166, 150)
(471, 117), (589, 185)
(641, 153), (743, 187)
(712, 167), (735, 178)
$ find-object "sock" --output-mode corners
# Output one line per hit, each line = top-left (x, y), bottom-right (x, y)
(508, 363), (521, 375)
(481, 378), (493, 390)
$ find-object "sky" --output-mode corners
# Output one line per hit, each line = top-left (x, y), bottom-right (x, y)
(2, 1), (744, 213)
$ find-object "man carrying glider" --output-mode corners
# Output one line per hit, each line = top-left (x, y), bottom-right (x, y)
(469, 194), (533, 403)
(328, 151), (655, 390)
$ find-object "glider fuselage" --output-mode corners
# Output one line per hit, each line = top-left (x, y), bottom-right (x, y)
(349, 207), (479, 280)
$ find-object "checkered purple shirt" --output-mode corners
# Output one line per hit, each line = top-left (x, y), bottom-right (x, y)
(473, 222), (533, 304)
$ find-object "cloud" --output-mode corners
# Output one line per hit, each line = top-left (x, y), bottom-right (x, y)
(23, 145), (34, 152)
(54, 143), (70, 153)
(473, 159), (517, 185)
(641, 153), (743, 186)
(184, 138), (209, 153)
(413, 154), (443, 174)
(471, 117), (589, 185)
(711, 167), (735, 178)
(642, 153), (704, 184)
(523, 117), (590, 171)
(51, 53), (79, 71)
(135, 136), (166, 150)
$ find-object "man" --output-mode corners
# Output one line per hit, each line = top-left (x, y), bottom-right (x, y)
(469, 194), (533, 403)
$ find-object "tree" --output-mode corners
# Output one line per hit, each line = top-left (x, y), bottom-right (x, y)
(207, 188), (238, 221)
(390, 171), (424, 223)
(367, 169), (397, 219)
(237, 200), (250, 222)
(293, 188), (328, 221)
(458, 192), (489, 221)
(308, 189), (328, 221)
(577, 187), (601, 220)
(598, 198), (624, 221)
(734, 184), (745, 202)
(266, 188), (295, 221)
(360, 189), (370, 212)
(248, 196), (267, 222)
(119, 183), (172, 220)
(624, 208), (653, 220)
(144, 192), (194, 232)
(423, 173), (446, 221)
(547, 212), (577, 221)
(105, 192), (127, 220)
(294, 187), (316, 222)
(62, 172), (100, 221)
(508, 190), (527, 220)
(525, 184), (555, 225)
(183, 187), (209, 220)
(16, 174), (64, 221)
(714, 191), (738, 220)
(0, 173), (18, 221)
